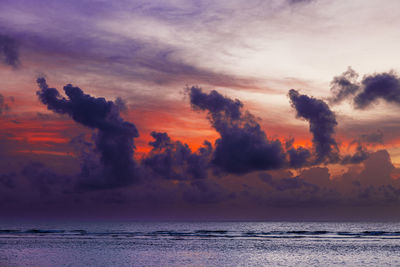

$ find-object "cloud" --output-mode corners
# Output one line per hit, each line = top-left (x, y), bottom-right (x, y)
(0, 34), (19, 67)
(252, 149), (400, 211)
(340, 143), (369, 164)
(36, 77), (140, 190)
(355, 150), (394, 186)
(298, 167), (330, 187)
(188, 86), (285, 174)
(285, 138), (311, 168)
(187, 86), (366, 171)
(143, 131), (212, 180)
(4, 21), (257, 90)
(288, 89), (339, 163)
(329, 67), (360, 104)
(354, 71), (400, 109)
(340, 131), (385, 165)
(287, 146), (312, 168)
(330, 68), (400, 109)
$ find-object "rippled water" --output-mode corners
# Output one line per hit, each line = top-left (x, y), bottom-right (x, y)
(1, 221), (400, 266)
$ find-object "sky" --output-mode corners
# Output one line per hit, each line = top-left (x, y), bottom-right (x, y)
(1, 0), (400, 220)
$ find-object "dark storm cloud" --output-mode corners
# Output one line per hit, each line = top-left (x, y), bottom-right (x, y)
(188, 86), (286, 174)
(0, 34), (19, 67)
(285, 139), (311, 168)
(354, 72), (400, 109)
(340, 131), (385, 165)
(330, 68), (400, 109)
(341, 143), (369, 164)
(36, 78), (140, 189)
(288, 89), (339, 163)
(143, 131), (212, 180)
(329, 67), (360, 104)
(287, 147), (312, 168)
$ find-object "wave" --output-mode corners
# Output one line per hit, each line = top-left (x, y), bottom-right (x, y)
(0, 229), (399, 239)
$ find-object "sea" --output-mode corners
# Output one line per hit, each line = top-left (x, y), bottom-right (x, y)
(0, 221), (399, 266)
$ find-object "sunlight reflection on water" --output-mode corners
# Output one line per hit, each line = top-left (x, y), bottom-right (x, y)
(0, 222), (400, 266)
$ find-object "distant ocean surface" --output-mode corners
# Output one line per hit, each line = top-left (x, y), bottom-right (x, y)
(1, 221), (400, 266)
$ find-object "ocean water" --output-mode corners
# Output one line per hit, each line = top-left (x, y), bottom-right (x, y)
(0, 221), (400, 266)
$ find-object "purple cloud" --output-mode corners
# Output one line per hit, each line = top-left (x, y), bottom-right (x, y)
(36, 78), (140, 190)
(0, 34), (19, 67)
(188, 86), (286, 174)
(289, 89), (339, 163)
(143, 131), (212, 180)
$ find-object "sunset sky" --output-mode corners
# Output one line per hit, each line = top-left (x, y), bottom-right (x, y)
(1, 0), (400, 220)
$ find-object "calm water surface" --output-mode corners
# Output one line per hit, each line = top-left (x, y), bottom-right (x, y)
(0, 221), (399, 266)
